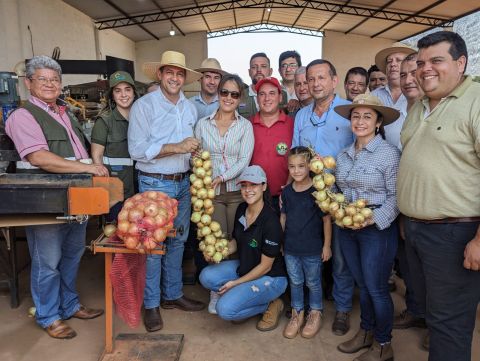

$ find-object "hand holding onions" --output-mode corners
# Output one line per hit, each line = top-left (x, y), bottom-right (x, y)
(190, 150), (229, 263)
(309, 155), (373, 229)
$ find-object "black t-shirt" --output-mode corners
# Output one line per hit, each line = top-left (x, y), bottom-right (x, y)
(233, 202), (287, 277)
(281, 184), (325, 256)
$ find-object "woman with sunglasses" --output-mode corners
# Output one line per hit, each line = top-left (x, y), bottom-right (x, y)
(91, 71), (139, 221)
(199, 165), (287, 331)
(194, 73), (255, 313)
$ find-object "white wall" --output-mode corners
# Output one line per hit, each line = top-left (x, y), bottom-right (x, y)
(135, 32), (208, 95)
(0, 0), (135, 98)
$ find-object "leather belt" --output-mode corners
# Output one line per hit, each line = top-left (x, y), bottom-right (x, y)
(139, 170), (188, 182)
(409, 217), (480, 224)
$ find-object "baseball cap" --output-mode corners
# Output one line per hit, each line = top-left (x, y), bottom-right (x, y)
(109, 71), (135, 88)
(236, 165), (267, 185)
(254, 77), (282, 93)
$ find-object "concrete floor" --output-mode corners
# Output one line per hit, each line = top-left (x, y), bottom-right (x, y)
(1, 238), (479, 361)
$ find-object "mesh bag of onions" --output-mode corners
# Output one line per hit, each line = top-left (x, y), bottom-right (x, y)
(110, 191), (178, 328)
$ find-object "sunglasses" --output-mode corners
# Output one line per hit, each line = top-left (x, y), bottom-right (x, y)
(219, 89), (241, 99)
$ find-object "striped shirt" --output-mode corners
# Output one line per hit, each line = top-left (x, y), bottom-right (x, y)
(194, 110), (254, 194)
(335, 134), (401, 230)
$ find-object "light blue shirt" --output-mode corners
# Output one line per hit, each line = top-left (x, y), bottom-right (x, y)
(189, 93), (219, 120)
(128, 88), (198, 174)
(372, 86), (407, 150)
(292, 94), (354, 158)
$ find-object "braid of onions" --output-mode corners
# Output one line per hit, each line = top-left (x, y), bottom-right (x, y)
(309, 156), (373, 228)
(190, 150), (229, 263)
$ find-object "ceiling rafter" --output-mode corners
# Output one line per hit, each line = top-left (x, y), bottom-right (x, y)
(208, 23), (324, 38)
(317, 0), (352, 31)
(95, 0), (452, 31)
(151, 0), (186, 36)
(103, 0), (159, 39)
(231, 0), (238, 28)
(344, 0), (396, 34)
(193, 0), (211, 32)
(371, 0), (446, 38)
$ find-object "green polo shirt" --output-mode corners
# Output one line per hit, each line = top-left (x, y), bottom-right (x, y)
(397, 76), (480, 219)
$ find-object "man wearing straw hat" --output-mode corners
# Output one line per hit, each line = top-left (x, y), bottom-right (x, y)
(189, 58), (227, 120)
(128, 50), (205, 333)
(372, 44), (416, 150)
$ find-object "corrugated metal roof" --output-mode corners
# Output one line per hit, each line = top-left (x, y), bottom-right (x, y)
(63, 0), (479, 41)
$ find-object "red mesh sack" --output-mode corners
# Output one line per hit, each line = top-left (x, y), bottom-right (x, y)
(108, 236), (146, 328)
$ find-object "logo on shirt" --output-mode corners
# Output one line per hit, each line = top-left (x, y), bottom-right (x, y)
(248, 239), (258, 248)
(264, 239), (278, 246)
(276, 142), (288, 156)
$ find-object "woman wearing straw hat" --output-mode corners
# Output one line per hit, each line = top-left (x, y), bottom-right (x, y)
(333, 94), (401, 361)
(91, 71), (139, 221)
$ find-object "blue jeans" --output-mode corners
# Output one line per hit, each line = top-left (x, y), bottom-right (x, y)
(404, 219), (480, 361)
(25, 222), (86, 328)
(284, 254), (323, 311)
(332, 226), (355, 312)
(338, 224), (398, 343)
(139, 175), (191, 308)
(199, 260), (288, 321)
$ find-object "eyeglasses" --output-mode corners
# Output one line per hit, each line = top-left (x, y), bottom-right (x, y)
(29, 76), (61, 86)
(280, 63), (298, 70)
(219, 89), (241, 99)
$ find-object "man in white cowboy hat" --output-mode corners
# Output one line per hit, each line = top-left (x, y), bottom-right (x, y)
(128, 50), (205, 333)
(372, 43), (416, 150)
(189, 58), (227, 120)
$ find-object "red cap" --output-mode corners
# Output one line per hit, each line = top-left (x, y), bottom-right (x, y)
(254, 77), (282, 93)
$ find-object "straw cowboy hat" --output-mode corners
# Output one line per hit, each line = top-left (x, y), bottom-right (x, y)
(194, 58), (227, 76)
(334, 94), (400, 126)
(374, 43), (416, 74)
(142, 50), (202, 84)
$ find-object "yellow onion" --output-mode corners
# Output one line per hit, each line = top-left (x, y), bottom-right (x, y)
(360, 208), (373, 219)
(342, 216), (353, 227)
(103, 224), (117, 237)
(334, 208), (346, 221)
(309, 159), (324, 174)
(200, 214), (212, 225)
(323, 173), (335, 186)
(322, 156), (336, 169)
(355, 199), (367, 209)
(193, 158), (203, 168)
(201, 150), (211, 160)
(210, 221), (221, 232)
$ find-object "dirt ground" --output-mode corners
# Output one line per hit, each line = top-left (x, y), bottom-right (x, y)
(1, 232), (479, 361)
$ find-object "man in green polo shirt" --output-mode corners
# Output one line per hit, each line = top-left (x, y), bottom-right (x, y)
(397, 31), (480, 361)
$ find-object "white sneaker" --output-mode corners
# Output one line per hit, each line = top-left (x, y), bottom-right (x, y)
(208, 291), (220, 314)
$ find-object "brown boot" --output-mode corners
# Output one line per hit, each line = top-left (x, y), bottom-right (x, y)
(301, 310), (322, 338)
(283, 309), (304, 339)
(354, 340), (393, 361)
(256, 299), (284, 331)
(337, 328), (374, 353)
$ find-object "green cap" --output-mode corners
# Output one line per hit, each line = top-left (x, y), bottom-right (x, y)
(109, 71), (135, 88)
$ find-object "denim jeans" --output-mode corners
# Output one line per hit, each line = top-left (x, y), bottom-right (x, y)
(404, 219), (480, 361)
(332, 226), (355, 312)
(199, 260), (288, 321)
(139, 175), (191, 308)
(338, 223), (398, 343)
(284, 254), (323, 311)
(25, 222), (86, 328)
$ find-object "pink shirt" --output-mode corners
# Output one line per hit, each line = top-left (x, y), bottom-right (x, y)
(5, 96), (89, 160)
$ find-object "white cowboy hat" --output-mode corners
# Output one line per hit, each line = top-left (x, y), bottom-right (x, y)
(194, 58), (227, 76)
(374, 43), (416, 74)
(142, 50), (202, 84)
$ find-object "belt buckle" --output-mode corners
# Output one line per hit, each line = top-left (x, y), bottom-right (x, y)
(172, 173), (183, 181)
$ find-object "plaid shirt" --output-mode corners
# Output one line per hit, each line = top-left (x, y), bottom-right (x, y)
(335, 134), (401, 230)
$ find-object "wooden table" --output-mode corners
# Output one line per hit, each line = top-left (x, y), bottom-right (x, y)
(91, 234), (168, 356)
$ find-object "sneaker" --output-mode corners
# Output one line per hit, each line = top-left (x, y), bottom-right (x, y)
(301, 310), (322, 338)
(332, 311), (350, 335)
(208, 291), (220, 314)
(256, 299), (284, 332)
(393, 309), (427, 329)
